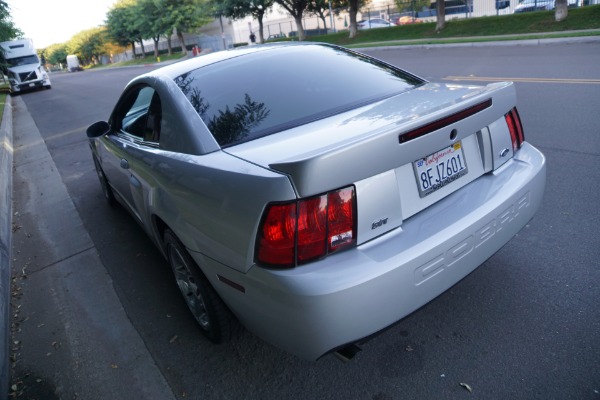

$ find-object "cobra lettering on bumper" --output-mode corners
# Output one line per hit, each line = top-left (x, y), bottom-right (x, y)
(415, 191), (530, 285)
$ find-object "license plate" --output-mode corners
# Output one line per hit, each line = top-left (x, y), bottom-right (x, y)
(29, 83), (35, 87)
(413, 142), (468, 197)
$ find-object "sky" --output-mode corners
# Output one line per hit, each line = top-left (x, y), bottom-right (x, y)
(7, 0), (117, 48)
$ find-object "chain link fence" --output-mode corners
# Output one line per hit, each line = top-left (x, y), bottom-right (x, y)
(257, 0), (590, 37)
(256, 0), (527, 39)
(108, 0), (594, 61)
(361, 0), (588, 23)
(362, 0), (522, 22)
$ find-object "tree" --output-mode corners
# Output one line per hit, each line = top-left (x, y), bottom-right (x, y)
(106, 0), (141, 57)
(308, 0), (329, 30)
(275, 0), (310, 41)
(164, 0), (214, 55)
(435, 0), (446, 32)
(143, 0), (177, 56)
(307, 0), (346, 31)
(0, 0), (21, 41)
(68, 27), (107, 65)
(0, 0), (22, 74)
(44, 43), (69, 66)
(217, 0), (274, 43)
(136, 0), (173, 57)
(344, 0), (369, 38)
(348, 0), (359, 38)
(394, 0), (428, 17)
(555, 0), (568, 21)
(128, 1), (147, 56)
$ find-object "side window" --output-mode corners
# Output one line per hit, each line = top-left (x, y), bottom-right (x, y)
(145, 92), (162, 143)
(117, 86), (162, 144)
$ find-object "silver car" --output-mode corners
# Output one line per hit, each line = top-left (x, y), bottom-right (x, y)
(514, 0), (555, 12)
(86, 43), (546, 361)
(357, 18), (394, 29)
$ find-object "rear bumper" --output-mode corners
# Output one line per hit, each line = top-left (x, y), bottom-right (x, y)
(199, 143), (546, 360)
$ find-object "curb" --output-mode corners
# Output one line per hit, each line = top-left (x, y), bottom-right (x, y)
(9, 95), (177, 400)
(0, 93), (13, 398)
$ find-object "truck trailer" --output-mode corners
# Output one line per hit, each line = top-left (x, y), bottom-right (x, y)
(0, 38), (51, 93)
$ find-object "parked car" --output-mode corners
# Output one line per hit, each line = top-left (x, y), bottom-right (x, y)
(515, 0), (578, 12)
(514, 0), (555, 12)
(396, 15), (422, 25)
(86, 43), (546, 361)
(267, 33), (287, 40)
(357, 18), (394, 29)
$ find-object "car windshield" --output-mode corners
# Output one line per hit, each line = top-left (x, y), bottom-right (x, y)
(7, 54), (39, 67)
(174, 44), (424, 147)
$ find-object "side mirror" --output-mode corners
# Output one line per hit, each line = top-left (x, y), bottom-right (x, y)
(86, 121), (110, 138)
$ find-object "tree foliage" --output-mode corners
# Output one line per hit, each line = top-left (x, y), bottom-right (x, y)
(307, 0), (346, 31)
(67, 27), (109, 65)
(44, 43), (69, 66)
(0, 1), (23, 73)
(216, 0), (274, 43)
(0, 0), (21, 41)
(106, 0), (141, 56)
(106, 0), (214, 58)
(394, 0), (429, 14)
(163, 0), (214, 54)
(136, 0), (172, 56)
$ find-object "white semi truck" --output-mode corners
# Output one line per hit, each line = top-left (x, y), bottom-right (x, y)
(0, 38), (51, 93)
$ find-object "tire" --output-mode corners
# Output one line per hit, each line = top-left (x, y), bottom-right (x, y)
(164, 229), (234, 343)
(92, 155), (116, 206)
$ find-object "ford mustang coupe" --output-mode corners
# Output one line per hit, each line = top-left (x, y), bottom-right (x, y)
(86, 43), (546, 361)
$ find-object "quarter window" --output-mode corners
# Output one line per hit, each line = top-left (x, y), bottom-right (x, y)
(115, 86), (162, 144)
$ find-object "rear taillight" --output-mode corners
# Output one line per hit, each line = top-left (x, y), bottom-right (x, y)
(256, 186), (356, 268)
(505, 107), (525, 151)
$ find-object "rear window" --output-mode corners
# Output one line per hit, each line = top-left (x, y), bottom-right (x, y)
(174, 44), (424, 147)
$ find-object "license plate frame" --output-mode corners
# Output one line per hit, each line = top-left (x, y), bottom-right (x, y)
(413, 142), (468, 197)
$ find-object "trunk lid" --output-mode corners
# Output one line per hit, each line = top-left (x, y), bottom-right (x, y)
(228, 80), (519, 246)
(225, 81), (516, 198)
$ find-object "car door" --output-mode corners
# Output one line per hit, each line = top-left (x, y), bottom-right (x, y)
(101, 85), (162, 224)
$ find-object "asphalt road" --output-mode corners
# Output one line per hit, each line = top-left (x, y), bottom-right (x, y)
(10, 42), (600, 399)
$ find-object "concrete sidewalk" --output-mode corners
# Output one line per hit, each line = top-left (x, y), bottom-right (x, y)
(7, 96), (176, 399)
(0, 94), (13, 398)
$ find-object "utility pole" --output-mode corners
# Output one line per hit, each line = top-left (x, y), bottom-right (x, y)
(219, 14), (226, 50)
(328, 0), (335, 33)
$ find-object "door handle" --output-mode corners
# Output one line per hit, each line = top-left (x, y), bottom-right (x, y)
(120, 159), (129, 169)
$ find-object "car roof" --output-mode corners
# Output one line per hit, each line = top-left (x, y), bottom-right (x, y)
(139, 43), (335, 81)
(135, 43), (425, 149)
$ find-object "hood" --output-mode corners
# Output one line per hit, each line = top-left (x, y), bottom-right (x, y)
(7, 63), (41, 74)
